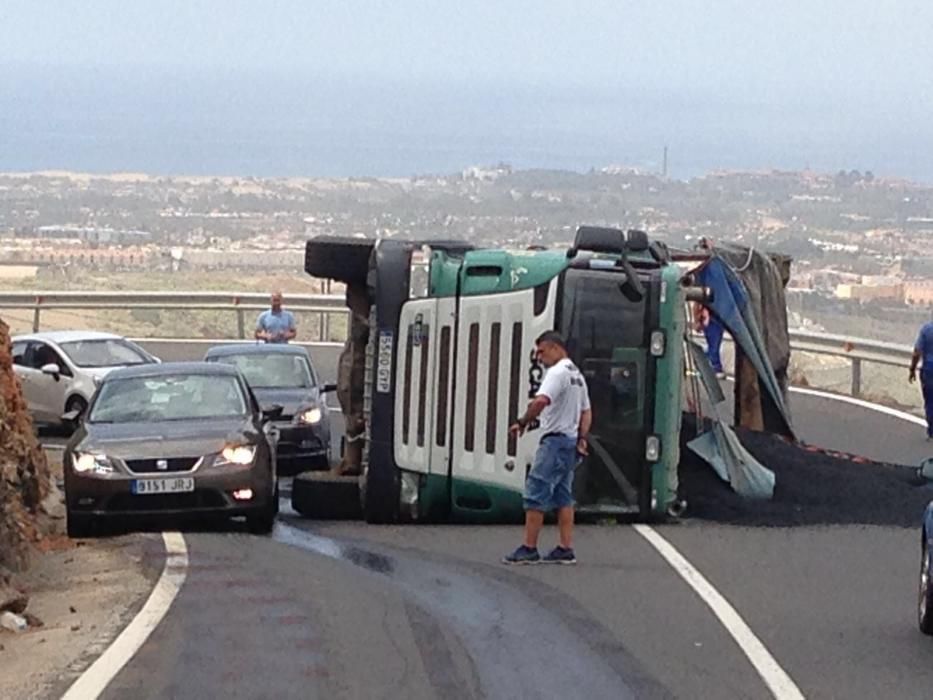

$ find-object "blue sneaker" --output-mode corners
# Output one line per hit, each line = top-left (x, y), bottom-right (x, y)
(543, 546), (577, 565)
(502, 545), (540, 565)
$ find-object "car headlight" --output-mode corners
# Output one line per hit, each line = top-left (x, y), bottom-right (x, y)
(218, 445), (256, 466)
(73, 452), (113, 475)
(297, 407), (323, 425)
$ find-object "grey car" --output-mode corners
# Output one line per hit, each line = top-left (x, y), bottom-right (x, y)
(12, 331), (159, 426)
(64, 362), (279, 537)
(204, 343), (335, 473)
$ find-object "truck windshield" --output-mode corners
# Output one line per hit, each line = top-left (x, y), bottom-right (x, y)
(559, 268), (650, 512)
(560, 268), (646, 358)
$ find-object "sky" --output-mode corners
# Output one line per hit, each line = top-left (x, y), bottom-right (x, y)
(1, 1), (931, 178)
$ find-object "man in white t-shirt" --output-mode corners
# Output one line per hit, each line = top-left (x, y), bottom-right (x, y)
(504, 331), (592, 565)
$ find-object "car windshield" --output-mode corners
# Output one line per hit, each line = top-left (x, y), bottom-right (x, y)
(213, 353), (314, 389)
(89, 374), (247, 423)
(58, 339), (151, 368)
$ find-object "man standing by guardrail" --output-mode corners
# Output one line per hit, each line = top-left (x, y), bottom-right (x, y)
(255, 290), (297, 344)
(910, 314), (933, 439)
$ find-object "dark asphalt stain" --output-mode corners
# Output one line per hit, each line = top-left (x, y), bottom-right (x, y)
(276, 522), (657, 699)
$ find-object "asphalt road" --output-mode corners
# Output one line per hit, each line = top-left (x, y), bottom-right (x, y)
(50, 384), (933, 699)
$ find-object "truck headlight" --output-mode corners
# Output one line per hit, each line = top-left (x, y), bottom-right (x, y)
(650, 330), (666, 357)
(73, 452), (113, 475)
(298, 407), (323, 425)
(645, 435), (661, 462)
(218, 445), (256, 465)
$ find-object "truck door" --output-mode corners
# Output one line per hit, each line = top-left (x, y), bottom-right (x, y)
(559, 268), (655, 515)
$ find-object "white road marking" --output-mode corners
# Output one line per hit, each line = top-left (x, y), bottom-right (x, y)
(61, 532), (189, 700)
(788, 385), (926, 427)
(717, 374), (926, 428)
(633, 524), (805, 700)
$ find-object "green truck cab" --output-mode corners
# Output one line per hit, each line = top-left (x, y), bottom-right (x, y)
(294, 226), (709, 523)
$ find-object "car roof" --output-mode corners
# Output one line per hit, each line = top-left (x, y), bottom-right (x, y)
(105, 361), (241, 381)
(12, 330), (124, 344)
(204, 343), (310, 358)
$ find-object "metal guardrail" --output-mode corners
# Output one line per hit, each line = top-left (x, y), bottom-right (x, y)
(0, 291), (348, 341)
(787, 329), (912, 397)
(0, 291), (915, 399)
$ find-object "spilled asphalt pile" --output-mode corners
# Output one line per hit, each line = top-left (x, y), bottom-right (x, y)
(679, 422), (933, 527)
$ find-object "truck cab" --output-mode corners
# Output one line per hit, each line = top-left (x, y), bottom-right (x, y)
(295, 226), (700, 523)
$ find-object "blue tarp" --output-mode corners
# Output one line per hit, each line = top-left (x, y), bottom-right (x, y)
(697, 256), (794, 438)
(686, 340), (775, 499)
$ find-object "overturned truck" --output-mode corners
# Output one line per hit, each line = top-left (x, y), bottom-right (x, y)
(293, 227), (794, 523)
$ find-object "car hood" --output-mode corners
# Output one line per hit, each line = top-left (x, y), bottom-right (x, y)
(252, 387), (319, 416)
(82, 367), (117, 380)
(81, 364), (152, 380)
(76, 418), (257, 459)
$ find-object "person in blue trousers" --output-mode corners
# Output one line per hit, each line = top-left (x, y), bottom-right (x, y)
(696, 305), (725, 377)
(910, 316), (933, 439)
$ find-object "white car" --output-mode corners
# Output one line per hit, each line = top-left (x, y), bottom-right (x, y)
(11, 331), (160, 426)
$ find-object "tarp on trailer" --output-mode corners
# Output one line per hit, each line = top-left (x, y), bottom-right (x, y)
(696, 250), (795, 439)
(686, 340), (775, 499)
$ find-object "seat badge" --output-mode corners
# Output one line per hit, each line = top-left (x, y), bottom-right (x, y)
(156, 459), (168, 471)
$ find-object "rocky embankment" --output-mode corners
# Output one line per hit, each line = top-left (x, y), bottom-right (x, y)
(0, 317), (61, 624)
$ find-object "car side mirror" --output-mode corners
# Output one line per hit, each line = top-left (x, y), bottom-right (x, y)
(40, 363), (61, 380)
(321, 383), (338, 393)
(261, 404), (284, 422)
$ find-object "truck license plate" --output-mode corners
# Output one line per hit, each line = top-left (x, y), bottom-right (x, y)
(132, 477), (195, 495)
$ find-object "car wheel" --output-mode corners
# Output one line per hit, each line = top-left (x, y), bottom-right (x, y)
(920, 541), (933, 635)
(64, 395), (88, 428)
(66, 510), (93, 539)
(247, 500), (276, 535)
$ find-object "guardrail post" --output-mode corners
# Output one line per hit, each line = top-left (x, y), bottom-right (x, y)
(321, 311), (330, 342)
(851, 357), (862, 397)
(32, 296), (42, 332)
(233, 296), (245, 339)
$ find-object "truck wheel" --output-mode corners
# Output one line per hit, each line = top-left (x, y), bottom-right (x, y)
(920, 542), (933, 635)
(67, 510), (93, 539)
(291, 472), (361, 519)
(304, 236), (374, 286)
(360, 464), (398, 524)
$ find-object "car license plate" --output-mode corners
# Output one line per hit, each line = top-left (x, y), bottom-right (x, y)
(132, 477), (195, 495)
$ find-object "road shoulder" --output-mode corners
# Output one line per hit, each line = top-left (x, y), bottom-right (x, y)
(0, 534), (164, 700)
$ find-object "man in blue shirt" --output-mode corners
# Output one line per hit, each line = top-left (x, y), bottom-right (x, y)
(910, 317), (933, 438)
(255, 291), (297, 344)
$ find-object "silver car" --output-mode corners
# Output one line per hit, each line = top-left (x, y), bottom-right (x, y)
(11, 331), (160, 426)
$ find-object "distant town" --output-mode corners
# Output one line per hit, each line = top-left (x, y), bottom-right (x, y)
(2, 165), (933, 343)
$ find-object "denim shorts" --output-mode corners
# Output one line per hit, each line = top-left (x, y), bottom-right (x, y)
(523, 434), (579, 512)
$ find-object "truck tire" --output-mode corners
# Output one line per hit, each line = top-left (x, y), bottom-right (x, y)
(359, 464), (399, 524)
(304, 236), (375, 286)
(291, 472), (362, 519)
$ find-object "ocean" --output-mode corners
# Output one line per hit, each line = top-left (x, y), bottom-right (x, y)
(1, 64), (929, 182)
